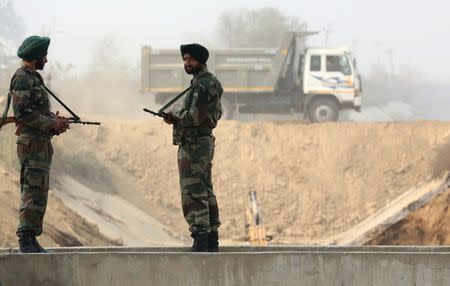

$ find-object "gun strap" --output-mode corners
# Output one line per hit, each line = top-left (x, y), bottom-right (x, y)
(158, 85), (192, 113)
(42, 84), (80, 120)
(158, 72), (211, 112)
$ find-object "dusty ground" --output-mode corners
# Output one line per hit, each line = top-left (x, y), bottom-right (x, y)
(0, 163), (120, 248)
(44, 119), (450, 243)
(2, 119), (450, 245)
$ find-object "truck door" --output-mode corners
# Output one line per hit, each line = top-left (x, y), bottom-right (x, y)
(304, 54), (354, 96)
(322, 55), (354, 95)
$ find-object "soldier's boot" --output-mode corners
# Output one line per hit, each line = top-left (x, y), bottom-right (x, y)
(208, 231), (219, 252)
(191, 232), (209, 252)
(18, 232), (41, 253)
(32, 236), (49, 253)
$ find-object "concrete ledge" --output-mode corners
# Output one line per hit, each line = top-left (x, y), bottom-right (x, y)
(1, 247), (450, 285)
(5, 245), (450, 253)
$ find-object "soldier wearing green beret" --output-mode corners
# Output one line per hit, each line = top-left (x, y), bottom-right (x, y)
(163, 43), (223, 252)
(1, 35), (70, 253)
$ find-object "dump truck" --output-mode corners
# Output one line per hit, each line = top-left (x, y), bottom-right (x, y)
(141, 32), (362, 122)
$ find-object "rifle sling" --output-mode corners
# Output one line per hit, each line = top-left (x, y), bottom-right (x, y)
(158, 72), (209, 112)
(42, 84), (80, 120)
(158, 85), (192, 113)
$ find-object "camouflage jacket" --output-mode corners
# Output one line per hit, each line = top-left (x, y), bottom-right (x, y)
(10, 66), (55, 144)
(173, 67), (223, 145)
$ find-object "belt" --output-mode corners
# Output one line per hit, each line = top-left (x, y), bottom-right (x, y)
(18, 126), (52, 139)
(181, 128), (212, 137)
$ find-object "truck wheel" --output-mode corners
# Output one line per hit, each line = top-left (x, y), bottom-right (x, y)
(221, 98), (235, 120)
(307, 98), (340, 123)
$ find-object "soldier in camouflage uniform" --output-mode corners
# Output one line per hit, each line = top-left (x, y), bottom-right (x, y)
(1, 36), (70, 253)
(164, 43), (223, 252)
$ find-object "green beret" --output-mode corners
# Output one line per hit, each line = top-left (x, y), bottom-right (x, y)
(180, 43), (209, 64)
(17, 35), (50, 60)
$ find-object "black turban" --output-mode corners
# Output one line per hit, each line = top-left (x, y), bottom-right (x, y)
(180, 43), (209, 64)
(17, 35), (50, 60)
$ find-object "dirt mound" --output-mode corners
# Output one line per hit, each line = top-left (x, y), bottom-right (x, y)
(47, 120), (450, 243)
(367, 186), (450, 245)
(367, 139), (450, 245)
(0, 164), (120, 247)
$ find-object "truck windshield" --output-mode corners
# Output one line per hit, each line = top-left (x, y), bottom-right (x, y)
(326, 55), (351, 75)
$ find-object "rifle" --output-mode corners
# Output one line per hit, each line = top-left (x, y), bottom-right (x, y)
(1, 86), (101, 128)
(0, 116), (100, 128)
(143, 108), (169, 119)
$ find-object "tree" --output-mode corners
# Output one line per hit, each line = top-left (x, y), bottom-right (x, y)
(215, 7), (307, 48)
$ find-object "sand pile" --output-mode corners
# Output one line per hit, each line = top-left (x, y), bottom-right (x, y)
(49, 120), (450, 243)
(367, 187), (450, 245)
(367, 142), (450, 245)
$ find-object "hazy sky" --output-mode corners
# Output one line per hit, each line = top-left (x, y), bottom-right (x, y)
(10, 0), (450, 84)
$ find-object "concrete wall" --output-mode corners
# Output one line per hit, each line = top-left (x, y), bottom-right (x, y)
(1, 246), (450, 286)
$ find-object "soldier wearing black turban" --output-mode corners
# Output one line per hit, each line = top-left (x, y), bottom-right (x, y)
(164, 43), (223, 252)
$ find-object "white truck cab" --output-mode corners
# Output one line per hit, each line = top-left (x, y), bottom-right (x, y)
(303, 48), (362, 122)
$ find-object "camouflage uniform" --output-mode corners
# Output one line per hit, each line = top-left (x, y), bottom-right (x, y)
(173, 67), (223, 236)
(10, 65), (55, 237)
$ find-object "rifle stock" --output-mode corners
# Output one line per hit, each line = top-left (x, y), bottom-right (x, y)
(0, 117), (16, 128)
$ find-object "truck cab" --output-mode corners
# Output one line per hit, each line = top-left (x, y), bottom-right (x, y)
(302, 48), (362, 122)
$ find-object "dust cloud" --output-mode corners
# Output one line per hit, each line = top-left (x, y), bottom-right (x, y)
(45, 37), (155, 120)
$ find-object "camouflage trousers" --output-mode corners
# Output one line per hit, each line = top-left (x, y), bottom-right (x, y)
(16, 138), (53, 237)
(177, 136), (220, 235)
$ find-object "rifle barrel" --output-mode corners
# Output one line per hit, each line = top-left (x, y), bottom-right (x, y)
(67, 117), (101, 125)
(68, 120), (101, 126)
(143, 108), (168, 119)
